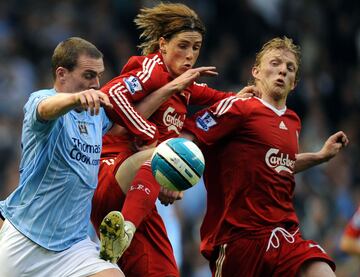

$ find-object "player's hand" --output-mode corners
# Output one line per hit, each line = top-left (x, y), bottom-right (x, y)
(169, 66), (218, 92)
(319, 131), (349, 161)
(236, 85), (261, 99)
(75, 89), (113, 115)
(158, 187), (184, 206)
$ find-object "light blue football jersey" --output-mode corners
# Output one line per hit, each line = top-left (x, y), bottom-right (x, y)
(0, 88), (112, 251)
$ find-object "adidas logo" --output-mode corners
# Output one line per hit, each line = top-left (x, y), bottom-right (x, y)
(279, 121), (288, 130)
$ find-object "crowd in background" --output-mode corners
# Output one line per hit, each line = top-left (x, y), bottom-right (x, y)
(0, 0), (359, 276)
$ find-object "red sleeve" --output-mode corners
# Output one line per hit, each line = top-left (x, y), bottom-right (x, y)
(184, 96), (248, 145)
(189, 82), (236, 106)
(101, 55), (170, 145)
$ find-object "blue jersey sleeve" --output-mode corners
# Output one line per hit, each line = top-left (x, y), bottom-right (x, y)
(24, 89), (57, 132)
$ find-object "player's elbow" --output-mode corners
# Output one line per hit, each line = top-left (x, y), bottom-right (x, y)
(37, 99), (60, 121)
(37, 101), (48, 121)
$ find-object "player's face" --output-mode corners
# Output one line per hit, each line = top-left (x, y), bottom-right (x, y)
(160, 31), (203, 78)
(252, 48), (297, 100)
(60, 54), (105, 93)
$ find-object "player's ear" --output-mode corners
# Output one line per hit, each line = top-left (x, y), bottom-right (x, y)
(56, 67), (68, 84)
(290, 82), (296, 91)
(252, 66), (259, 80)
(290, 75), (298, 91)
(159, 37), (168, 54)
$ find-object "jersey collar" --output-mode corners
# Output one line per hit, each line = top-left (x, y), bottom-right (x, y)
(257, 97), (287, 116)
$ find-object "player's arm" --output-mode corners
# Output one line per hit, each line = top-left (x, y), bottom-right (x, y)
(37, 89), (112, 120)
(135, 66), (218, 118)
(190, 84), (260, 107)
(294, 131), (349, 173)
(103, 57), (165, 145)
(108, 66), (218, 138)
(103, 61), (215, 144)
(190, 83), (234, 106)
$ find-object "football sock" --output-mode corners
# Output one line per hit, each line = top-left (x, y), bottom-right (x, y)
(121, 161), (160, 228)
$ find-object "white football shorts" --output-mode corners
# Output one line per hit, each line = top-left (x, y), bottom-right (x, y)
(0, 220), (123, 277)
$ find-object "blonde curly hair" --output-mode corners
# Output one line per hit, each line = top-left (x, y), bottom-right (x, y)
(134, 2), (205, 55)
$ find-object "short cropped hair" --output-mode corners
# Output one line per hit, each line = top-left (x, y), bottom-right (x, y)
(254, 36), (301, 84)
(51, 37), (103, 79)
(134, 2), (206, 55)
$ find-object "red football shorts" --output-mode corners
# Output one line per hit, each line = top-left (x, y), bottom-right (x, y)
(208, 227), (335, 277)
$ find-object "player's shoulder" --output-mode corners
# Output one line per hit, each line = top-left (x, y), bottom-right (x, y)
(31, 88), (56, 98)
(230, 95), (259, 109)
(210, 95), (254, 116)
(27, 88), (56, 105)
(122, 53), (164, 73)
(226, 97), (289, 118)
(284, 107), (301, 122)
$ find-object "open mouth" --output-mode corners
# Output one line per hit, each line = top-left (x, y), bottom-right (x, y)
(275, 79), (285, 87)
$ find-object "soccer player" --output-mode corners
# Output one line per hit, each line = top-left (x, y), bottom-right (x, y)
(0, 37), (125, 277)
(340, 207), (360, 256)
(183, 37), (349, 276)
(90, 3), (259, 275)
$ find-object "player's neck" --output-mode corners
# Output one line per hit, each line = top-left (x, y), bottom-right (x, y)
(261, 94), (286, 110)
(53, 82), (75, 94)
(53, 82), (67, 93)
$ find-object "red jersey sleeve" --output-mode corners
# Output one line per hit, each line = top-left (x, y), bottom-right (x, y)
(344, 207), (360, 238)
(189, 82), (236, 106)
(101, 54), (170, 145)
(184, 96), (248, 145)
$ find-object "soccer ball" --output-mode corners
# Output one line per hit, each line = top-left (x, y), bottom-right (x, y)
(151, 138), (205, 191)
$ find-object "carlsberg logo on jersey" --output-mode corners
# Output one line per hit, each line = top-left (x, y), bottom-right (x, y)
(163, 107), (185, 134)
(69, 137), (101, 165)
(265, 148), (295, 174)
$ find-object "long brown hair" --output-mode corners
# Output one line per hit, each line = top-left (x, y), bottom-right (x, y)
(134, 2), (205, 55)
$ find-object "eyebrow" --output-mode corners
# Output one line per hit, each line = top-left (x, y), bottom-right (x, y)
(83, 69), (103, 75)
(271, 57), (296, 66)
(177, 38), (202, 43)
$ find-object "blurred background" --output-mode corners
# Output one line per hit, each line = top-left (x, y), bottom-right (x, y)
(0, 0), (359, 276)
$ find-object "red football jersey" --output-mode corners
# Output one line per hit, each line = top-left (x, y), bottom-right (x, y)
(344, 207), (360, 238)
(184, 96), (302, 256)
(101, 52), (233, 154)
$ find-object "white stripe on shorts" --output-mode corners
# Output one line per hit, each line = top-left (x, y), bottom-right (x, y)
(0, 220), (122, 277)
(215, 244), (227, 277)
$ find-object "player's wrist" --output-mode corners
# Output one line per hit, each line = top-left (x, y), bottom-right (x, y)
(316, 149), (331, 163)
(72, 92), (81, 106)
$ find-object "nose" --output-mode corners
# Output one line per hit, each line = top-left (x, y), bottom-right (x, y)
(279, 64), (287, 76)
(186, 49), (195, 61)
(91, 76), (101, 89)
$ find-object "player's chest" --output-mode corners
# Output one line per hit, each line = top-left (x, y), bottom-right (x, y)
(151, 93), (189, 125)
(60, 113), (103, 154)
(242, 114), (299, 154)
